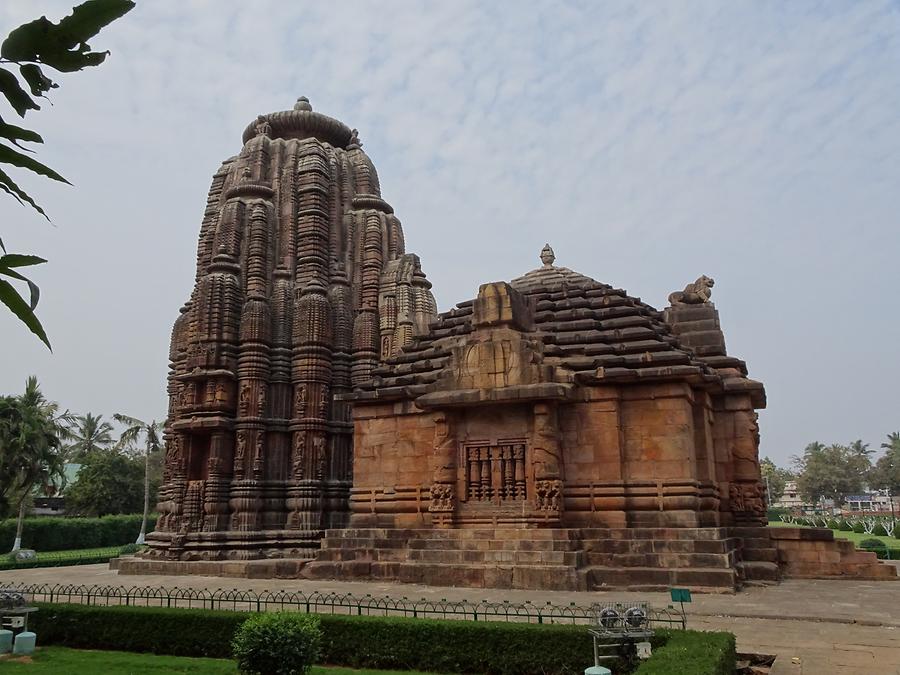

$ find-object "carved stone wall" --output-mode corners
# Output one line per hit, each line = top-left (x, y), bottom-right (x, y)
(345, 252), (768, 530)
(150, 99), (436, 560)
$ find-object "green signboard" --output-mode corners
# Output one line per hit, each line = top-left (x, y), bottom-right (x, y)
(670, 588), (692, 603)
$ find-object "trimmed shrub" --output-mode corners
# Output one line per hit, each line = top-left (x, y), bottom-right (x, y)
(873, 523), (888, 536)
(766, 507), (788, 522)
(0, 548), (123, 570)
(0, 514), (155, 551)
(859, 538), (886, 549)
(852, 521), (866, 534)
(233, 613), (321, 675)
(30, 603), (736, 675)
(838, 520), (853, 531)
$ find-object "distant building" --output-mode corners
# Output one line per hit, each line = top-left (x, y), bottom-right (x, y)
(844, 492), (895, 514)
(773, 480), (804, 510)
(30, 463), (81, 516)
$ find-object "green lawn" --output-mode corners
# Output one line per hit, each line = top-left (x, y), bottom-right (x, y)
(768, 520), (898, 548)
(0, 647), (438, 674)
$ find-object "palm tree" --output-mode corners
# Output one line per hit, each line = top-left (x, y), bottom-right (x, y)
(882, 432), (900, 454)
(65, 412), (114, 460)
(113, 414), (163, 545)
(5, 377), (68, 551)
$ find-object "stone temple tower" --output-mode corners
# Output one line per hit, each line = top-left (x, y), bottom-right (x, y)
(149, 98), (437, 560)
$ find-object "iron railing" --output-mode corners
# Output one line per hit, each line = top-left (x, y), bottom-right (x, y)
(0, 582), (686, 628)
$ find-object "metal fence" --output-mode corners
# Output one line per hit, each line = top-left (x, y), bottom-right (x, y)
(0, 582), (686, 628)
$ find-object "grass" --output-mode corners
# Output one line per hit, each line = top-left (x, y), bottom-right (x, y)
(0, 647), (439, 674)
(768, 520), (898, 548)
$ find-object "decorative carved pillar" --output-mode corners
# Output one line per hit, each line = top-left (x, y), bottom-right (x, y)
(532, 402), (563, 514)
(428, 412), (457, 520)
(286, 277), (333, 533)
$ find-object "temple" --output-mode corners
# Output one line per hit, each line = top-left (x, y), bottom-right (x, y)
(147, 98), (436, 560)
(131, 101), (895, 591)
(342, 247), (765, 531)
(299, 247), (896, 590)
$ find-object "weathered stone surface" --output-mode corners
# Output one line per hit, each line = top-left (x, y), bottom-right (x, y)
(148, 99), (436, 561)
(345, 248), (768, 532)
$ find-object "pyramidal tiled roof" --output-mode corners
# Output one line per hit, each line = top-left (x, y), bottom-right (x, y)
(348, 246), (733, 401)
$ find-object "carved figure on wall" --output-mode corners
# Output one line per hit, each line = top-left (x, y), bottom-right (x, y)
(429, 483), (454, 512)
(254, 115), (271, 137)
(180, 382), (195, 407)
(207, 456), (222, 474)
(535, 479), (562, 511)
(318, 386), (329, 418)
(294, 385), (307, 418)
(292, 434), (306, 480)
(252, 433), (264, 477)
(312, 434), (326, 480)
(532, 403), (561, 480)
(215, 382), (228, 404)
(238, 382), (251, 416)
(257, 386), (267, 417)
(234, 431), (247, 479)
(431, 412), (456, 484)
(668, 275), (714, 305)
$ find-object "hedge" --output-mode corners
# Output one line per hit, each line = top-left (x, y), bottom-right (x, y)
(29, 604), (735, 675)
(859, 542), (900, 560)
(0, 547), (127, 571)
(0, 514), (155, 551)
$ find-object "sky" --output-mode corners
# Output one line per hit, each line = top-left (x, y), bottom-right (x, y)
(1, 1), (898, 468)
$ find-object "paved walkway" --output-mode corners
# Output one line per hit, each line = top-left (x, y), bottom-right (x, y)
(2, 564), (899, 673)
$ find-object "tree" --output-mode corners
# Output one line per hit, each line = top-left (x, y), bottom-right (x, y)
(113, 414), (162, 544)
(64, 448), (144, 516)
(0, 376), (68, 550)
(794, 441), (871, 507)
(871, 432), (900, 498)
(1, 0), (134, 347)
(759, 456), (793, 503)
(65, 412), (114, 460)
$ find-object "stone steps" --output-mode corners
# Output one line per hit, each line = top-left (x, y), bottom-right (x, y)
(303, 527), (743, 591)
(586, 565), (737, 592)
(737, 561), (780, 584)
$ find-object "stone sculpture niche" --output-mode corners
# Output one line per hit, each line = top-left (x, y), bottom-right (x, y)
(149, 98), (437, 561)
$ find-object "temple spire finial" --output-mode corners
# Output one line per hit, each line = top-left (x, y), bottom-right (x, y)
(294, 96), (312, 112)
(540, 243), (555, 268)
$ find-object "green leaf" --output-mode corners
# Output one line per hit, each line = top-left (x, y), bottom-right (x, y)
(19, 64), (56, 97)
(0, 116), (44, 145)
(0, 265), (41, 309)
(0, 167), (49, 218)
(0, 143), (69, 184)
(1, 0), (135, 73)
(0, 68), (39, 117)
(0, 254), (46, 269)
(0, 278), (50, 349)
(57, 0), (136, 46)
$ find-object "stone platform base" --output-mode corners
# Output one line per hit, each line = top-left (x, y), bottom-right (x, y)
(763, 526), (897, 580)
(113, 526), (896, 591)
(112, 555), (310, 579)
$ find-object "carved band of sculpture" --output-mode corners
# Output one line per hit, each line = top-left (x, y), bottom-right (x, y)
(668, 275), (714, 305)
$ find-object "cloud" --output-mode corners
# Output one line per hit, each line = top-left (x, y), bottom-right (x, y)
(1, 0), (899, 464)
